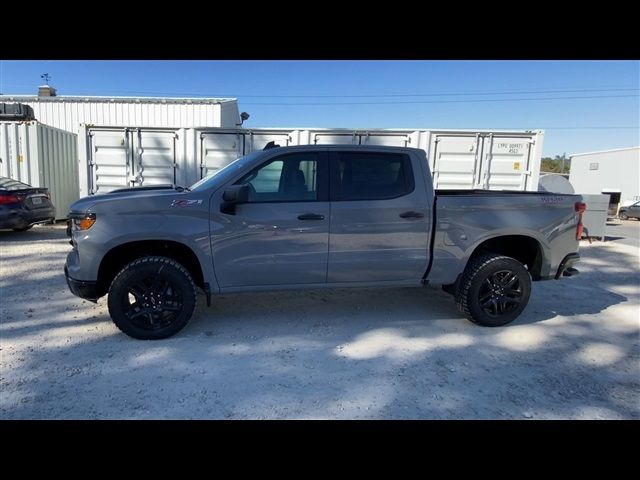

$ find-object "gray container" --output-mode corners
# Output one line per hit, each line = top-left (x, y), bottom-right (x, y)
(579, 193), (610, 241)
(0, 121), (79, 219)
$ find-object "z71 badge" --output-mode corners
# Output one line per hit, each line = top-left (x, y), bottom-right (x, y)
(171, 199), (203, 207)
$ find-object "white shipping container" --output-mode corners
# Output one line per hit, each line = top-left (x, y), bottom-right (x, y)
(195, 128), (544, 191)
(1, 96), (241, 133)
(78, 126), (544, 196)
(0, 121), (79, 219)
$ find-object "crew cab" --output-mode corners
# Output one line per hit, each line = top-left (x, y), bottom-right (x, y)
(64, 145), (584, 339)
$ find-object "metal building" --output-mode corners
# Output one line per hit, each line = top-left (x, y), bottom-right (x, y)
(0, 94), (241, 133)
(569, 146), (640, 206)
(78, 126), (544, 196)
(0, 121), (79, 219)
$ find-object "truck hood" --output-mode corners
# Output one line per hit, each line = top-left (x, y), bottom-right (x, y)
(68, 186), (188, 215)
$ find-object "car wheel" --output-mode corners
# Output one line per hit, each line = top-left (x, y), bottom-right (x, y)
(12, 225), (33, 231)
(618, 212), (629, 220)
(455, 254), (531, 327)
(107, 256), (196, 340)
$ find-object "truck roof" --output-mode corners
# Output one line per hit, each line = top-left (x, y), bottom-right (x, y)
(259, 144), (423, 154)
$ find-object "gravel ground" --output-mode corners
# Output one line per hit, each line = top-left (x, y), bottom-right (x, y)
(1, 221), (638, 419)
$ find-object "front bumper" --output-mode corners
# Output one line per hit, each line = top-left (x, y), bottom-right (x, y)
(64, 265), (99, 302)
(555, 253), (580, 279)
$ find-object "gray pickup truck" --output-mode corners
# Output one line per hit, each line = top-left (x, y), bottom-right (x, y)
(64, 145), (584, 339)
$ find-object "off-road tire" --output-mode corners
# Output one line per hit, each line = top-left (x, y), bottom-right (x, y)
(107, 256), (196, 340)
(455, 254), (531, 327)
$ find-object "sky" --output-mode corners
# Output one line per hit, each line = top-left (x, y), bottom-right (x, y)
(0, 60), (638, 157)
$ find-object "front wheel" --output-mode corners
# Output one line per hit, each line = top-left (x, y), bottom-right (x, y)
(618, 212), (629, 220)
(455, 254), (531, 327)
(107, 256), (196, 339)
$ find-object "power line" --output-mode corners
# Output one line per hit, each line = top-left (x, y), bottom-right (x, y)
(71, 87), (640, 98)
(2, 85), (638, 99)
(241, 94), (639, 106)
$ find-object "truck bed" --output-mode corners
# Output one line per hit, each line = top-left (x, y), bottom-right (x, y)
(428, 190), (582, 285)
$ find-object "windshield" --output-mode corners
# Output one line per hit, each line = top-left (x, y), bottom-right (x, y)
(189, 151), (264, 192)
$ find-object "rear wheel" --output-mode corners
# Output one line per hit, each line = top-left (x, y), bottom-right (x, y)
(107, 256), (196, 340)
(455, 254), (531, 327)
(12, 225), (33, 231)
(618, 212), (629, 220)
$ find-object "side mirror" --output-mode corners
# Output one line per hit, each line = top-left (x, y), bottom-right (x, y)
(221, 184), (250, 214)
(223, 184), (250, 203)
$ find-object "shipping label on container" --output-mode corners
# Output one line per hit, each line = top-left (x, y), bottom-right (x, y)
(494, 142), (525, 154)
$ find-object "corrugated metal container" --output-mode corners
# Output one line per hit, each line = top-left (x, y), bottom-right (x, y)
(195, 127), (543, 191)
(0, 96), (241, 133)
(78, 126), (544, 195)
(0, 121), (79, 218)
(569, 146), (640, 205)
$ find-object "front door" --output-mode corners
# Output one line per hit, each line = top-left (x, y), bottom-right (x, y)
(211, 151), (330, 288)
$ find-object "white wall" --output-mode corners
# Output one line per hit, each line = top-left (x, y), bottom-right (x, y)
(569, 147), (640, 204)
(0, 96), (240, 132)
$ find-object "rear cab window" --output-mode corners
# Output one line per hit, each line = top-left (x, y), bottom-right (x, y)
(331, 152), (414, 201)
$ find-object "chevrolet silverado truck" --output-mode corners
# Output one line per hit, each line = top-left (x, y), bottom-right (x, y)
(64, 145), (584, 340)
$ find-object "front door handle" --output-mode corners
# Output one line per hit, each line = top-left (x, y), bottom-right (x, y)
(399, 211), (425, 219)
(298, 213), (325, 221)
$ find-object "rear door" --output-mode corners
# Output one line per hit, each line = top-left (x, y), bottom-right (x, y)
(88, 129), (132, 194)
(200, 131), (244, 179)
(478, 135), (533, 190)
(430, 134), (481, 189)
(327, 150), (431, 283)
(130, 130), (177, 187)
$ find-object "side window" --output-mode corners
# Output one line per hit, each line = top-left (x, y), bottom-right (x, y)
(236, 153), (318, 202)
(336, 152), (414, 201)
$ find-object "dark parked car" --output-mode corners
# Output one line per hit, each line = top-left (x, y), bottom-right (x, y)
(618, 201), (640, 220)
(0, 177), (55, 231)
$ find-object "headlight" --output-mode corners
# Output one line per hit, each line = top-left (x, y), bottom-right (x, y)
(68, 212), (96, 232)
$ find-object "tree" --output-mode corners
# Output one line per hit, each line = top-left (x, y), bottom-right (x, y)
(540, 153), (571, 173)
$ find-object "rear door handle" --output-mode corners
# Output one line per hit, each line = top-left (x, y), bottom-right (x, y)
(399, 211), (425, 219)
(298, 213), (325, 220)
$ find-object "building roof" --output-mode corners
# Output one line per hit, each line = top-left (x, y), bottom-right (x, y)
(570, 146), (640, 157)
(0, 95), (237, 105)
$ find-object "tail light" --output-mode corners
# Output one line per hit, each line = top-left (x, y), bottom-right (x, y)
(575, 201), (587, 240)
(0, 194), (20, 205)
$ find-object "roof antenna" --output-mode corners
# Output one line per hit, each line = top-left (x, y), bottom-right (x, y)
(40, 73), (51, 85)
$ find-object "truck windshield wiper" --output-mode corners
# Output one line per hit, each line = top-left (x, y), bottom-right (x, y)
(174, 185), (191, 192)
